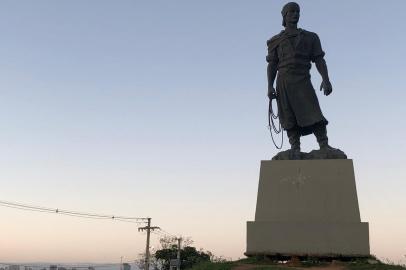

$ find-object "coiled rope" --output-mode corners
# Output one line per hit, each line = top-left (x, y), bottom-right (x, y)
(268, 97), (284, 149)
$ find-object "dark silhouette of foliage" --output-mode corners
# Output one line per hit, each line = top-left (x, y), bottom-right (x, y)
(154, 245), (210, 270)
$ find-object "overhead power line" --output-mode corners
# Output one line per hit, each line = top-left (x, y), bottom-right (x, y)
(0, 199), (182, 270)
(0, 199), (148, 224)
(152, 229), (177, 240)
(158, 228), (178, 238)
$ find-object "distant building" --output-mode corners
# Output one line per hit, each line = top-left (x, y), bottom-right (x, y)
(8, 265), (20, 270)
(49, 265), (57, 270)
(122, 263), (131, 270)
(57, 267), (66, 270)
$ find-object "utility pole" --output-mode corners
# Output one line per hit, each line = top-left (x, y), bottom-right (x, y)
(138, 218), (160, 270)
(176, 237), (182, 270)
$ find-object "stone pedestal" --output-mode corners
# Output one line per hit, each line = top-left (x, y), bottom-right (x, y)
(246, 159), (370, 257)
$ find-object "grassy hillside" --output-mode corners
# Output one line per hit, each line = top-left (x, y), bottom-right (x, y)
(189, 257), (406, 270)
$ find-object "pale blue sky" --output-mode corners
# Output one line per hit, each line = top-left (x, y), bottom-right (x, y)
(0, 0), (405, 264)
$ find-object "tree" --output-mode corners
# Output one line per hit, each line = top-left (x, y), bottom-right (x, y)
(158, 235), (193, 249)
(136, 252), (159, 270)
(154, 237), (211, 270)
(179, 246), (210, 269)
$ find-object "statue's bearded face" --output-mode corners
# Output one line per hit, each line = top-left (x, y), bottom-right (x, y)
(285, 6), (300, 25)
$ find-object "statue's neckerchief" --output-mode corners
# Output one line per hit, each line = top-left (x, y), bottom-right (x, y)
(268, 28), (304, 52)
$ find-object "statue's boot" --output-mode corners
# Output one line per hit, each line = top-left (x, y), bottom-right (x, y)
(314, 124), (336, 151)
(287, 128), (301, 159)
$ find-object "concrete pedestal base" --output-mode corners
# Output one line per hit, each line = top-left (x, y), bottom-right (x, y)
(246, 159), (370, 257)
(247, 221), (369, 256)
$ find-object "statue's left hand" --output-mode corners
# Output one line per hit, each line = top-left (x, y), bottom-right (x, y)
(320, 81), (333, 96)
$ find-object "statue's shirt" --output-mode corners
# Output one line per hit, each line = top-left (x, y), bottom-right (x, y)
(266, 29), (327, 133)
(267, 29), (325, 73)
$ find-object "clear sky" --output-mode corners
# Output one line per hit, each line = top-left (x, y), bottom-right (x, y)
(0, 0), (405, 265)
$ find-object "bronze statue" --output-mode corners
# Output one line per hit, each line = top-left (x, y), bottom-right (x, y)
(267, 2), (341, 160)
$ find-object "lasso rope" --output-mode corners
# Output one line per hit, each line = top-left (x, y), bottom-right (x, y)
(268, 97), (284, 149)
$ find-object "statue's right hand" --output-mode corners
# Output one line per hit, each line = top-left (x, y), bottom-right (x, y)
(268, 87), (277, 100)
(320, 80), (333, 96)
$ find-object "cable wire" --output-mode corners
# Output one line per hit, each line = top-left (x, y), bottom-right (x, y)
(0, 199), (149, 224)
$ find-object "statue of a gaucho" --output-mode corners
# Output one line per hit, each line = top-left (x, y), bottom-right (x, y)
(267, 2), (335, 159)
